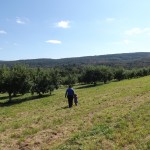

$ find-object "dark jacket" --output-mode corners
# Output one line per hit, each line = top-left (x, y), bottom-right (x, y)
(65, 88), (74, 97)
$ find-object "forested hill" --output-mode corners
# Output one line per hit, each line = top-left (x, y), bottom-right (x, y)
(0, 52), (150, 68)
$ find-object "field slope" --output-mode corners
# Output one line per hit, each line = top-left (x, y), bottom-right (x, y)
(0, 76), (150, 149)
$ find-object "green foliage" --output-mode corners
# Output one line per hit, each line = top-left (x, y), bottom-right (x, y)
(30, 68), (52, 95)
(62, 74), (77, 86)
(80, 66), (101, 85)
(98, 66), (114, 83)
(49, 68), (61, 89)
(0, 65), (30, 102)
(0, 62), (150, 102)
(80, 66), (114, 85)
(114, 67), (125, 81)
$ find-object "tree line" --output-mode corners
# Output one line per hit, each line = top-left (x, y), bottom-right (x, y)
(0, 52), (150, 68)
(0, 64), (150, 102)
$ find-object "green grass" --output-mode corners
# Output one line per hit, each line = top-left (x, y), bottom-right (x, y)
(0, 76), (150, 150)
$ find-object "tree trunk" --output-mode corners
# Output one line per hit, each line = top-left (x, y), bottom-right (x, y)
(13, 92), (16, 97)
(49, 90), (51, 95)
(38, 92), (42, 97)
(8, 92), (12, 102)
(94, 82), (97, 86)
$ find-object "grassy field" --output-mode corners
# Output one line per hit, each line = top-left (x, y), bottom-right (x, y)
(0, 76), (150, 150)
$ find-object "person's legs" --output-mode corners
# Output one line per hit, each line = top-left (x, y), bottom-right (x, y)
(68, 95), (73, 108)
(74, 99), (78, 106)
(69, 99), (73, 108)
(68, 99), (71, 108)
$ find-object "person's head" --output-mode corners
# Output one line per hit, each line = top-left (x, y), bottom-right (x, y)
(69, 85), (72, 88)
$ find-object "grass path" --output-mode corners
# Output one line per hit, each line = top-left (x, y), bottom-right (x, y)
(0, 76), (150, 149)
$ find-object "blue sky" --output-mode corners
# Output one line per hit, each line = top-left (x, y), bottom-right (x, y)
(0, 0), (150, 60)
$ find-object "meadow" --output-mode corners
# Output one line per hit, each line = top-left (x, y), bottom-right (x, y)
(0, 76), (150, 150)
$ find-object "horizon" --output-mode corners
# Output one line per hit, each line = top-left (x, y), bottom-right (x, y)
(1, 1), (150, 60)
(0, 51), (149, 61)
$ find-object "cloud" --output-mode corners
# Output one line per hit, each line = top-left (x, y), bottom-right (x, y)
(16, 17), (25, 24)
(0, 30), (7, 34)
(16, 17), (29, 24)
(45, 40), (62, 44)
(106, 18), (115, 22)
(125, 27), (150, 36)
(56, 20), (70, 28)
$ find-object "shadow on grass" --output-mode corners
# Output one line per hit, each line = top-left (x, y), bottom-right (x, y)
(0, 94), (50, 107)
(0, 95), (9, 101)
(55, 105), (69, 111)
(0, 94), (24, 101)
(62, 106), (69, 109)
(76, 83), (104, 89)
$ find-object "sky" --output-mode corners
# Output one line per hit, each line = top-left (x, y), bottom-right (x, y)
(0, 0), (150, 60)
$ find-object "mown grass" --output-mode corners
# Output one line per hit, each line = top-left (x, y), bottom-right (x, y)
(0, 76), (150, 150)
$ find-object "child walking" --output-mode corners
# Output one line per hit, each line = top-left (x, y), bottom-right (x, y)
(74, 94), (78, 106)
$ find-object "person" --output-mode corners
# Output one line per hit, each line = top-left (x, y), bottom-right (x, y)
(74, 93), (78, 106)
(65, 85), (74, 108)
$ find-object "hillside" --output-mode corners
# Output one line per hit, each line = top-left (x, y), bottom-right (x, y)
(0, 52), (150, 68)
(0, 76), (150, 149)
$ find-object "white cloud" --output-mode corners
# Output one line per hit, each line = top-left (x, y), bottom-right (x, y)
(16, 17), (25, 24)
(106, 18), (115, 22)
(46, 40), (62, 44)
(125, 27), (150, 36)
(56, 20), (70, 28)
(16, 17), (29, 24)
(0, 30), (7, 34)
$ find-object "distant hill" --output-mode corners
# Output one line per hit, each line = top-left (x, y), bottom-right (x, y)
(0, 52), (150, 68)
